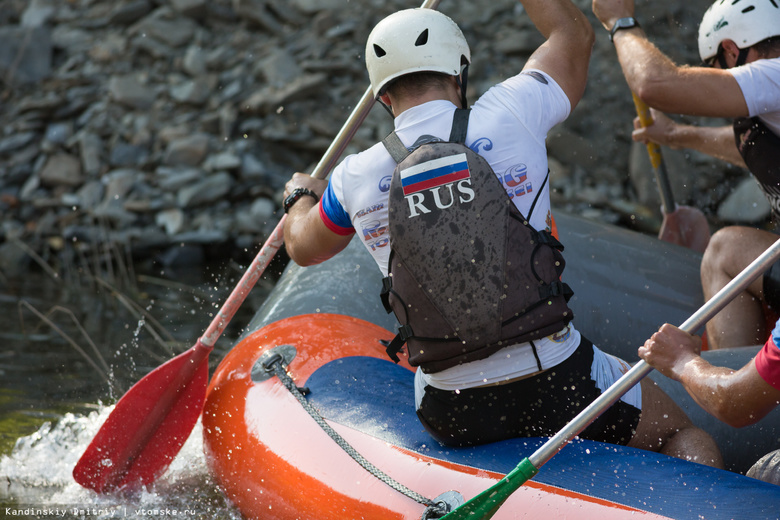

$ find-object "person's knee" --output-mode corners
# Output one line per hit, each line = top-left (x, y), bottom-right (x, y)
(701, 227), (739, 276)
(629, 379), (693, 450)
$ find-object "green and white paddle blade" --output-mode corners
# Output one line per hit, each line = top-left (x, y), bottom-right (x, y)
(440, 458), (539, 519)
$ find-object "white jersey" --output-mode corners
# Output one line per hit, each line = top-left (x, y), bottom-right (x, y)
(730, 56), (780, 135)
(319, 69), (580, 389)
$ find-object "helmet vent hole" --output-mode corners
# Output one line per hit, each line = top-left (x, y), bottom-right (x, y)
(373, 44), (386, 58)
(415, 29), (429, 47)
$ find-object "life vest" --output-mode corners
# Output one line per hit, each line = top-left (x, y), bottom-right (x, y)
(734, 117), (780, 219)
(380, 109), (574, 373)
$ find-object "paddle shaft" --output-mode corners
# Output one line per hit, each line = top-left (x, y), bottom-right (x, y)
(632, 94), (676, 214)
(529, 237), (780, 469)
(198, 0), (443, 349)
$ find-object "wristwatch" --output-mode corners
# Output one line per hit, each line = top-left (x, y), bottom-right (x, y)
(609, 17), (640, 42)
(283, 187), (320, 213)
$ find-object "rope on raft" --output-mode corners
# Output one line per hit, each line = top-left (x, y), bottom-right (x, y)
(262, 353), (450, 519)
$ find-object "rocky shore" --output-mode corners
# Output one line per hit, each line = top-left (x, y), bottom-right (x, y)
(0, 0), (771, 279)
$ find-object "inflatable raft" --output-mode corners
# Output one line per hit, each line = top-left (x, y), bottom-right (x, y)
(202, 212), (780, 519)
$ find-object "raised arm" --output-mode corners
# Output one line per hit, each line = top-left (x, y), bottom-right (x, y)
(591, 0), (749, 118)
(639, 324), (780, 428)
(521, 0), (595, 108)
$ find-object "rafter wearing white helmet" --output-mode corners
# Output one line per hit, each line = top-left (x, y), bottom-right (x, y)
(698, 0), (780, 67)
(365, 9), (471, 109)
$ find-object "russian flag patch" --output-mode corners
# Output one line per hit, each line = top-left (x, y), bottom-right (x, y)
(400, 153), (470, 196)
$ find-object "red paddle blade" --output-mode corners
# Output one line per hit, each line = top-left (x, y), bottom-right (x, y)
(659, 205), (711, 254)
(73, 343), (210, 493)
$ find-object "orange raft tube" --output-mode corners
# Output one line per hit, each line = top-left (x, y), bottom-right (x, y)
(202, 313), (779, 520)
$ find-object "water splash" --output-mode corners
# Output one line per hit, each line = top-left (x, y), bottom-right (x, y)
(0, 406), (241, 519)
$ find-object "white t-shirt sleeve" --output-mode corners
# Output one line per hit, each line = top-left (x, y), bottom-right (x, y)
(486, 69), (572, 135)
(729, 58), (780, 118)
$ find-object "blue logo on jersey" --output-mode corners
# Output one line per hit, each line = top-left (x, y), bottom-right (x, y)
(379, 175), (391, 192)
(470, 138), (493, 154)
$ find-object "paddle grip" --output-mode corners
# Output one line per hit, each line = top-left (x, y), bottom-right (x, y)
(631, 94), (663, 169)
(631, 93), (676, 214)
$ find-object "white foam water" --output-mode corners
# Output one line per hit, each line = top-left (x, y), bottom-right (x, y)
(0, 405), (241, 519)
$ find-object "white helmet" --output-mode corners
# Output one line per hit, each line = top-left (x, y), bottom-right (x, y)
(365, 8), (471, 98)
(698, 0), (780, 61)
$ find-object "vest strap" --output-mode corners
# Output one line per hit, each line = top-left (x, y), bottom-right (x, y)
(380, 276), (393, 313)
(382, 131), (411, 163)
(448, 108), (470, 143)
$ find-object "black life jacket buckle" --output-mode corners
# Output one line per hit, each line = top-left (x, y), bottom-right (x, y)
(538, 230), (564, 251)
(384, 324), (413, 363)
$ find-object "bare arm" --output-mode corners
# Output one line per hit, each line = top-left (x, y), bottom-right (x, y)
(283, 173), (353, 266)
(521, 0), (595, 108)
(632, 109), (747, 168)
(592, 0), (749, 118)
(639, 324), (780, 427)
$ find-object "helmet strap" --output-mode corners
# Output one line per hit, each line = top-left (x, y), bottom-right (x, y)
(735, 47), (750, 67)
(456, 65), (470, 109)
(379, 98), (395, 118)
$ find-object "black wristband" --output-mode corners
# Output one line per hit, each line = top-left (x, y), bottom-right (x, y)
(609, 17), (640, 42)
(283, 187), (320, 213)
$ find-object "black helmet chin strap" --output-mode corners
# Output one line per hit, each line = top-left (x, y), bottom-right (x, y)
(456, 64), (469, 109)
(735, 47), (750, 67)
(719, 44), (751, 68)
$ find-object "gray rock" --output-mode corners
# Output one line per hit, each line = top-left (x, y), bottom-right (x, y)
(156, 166), (204, 191)
(164, 134), (211, 167)
(204, 152), (241, 172)
(169, 79), (213, 105)
(177, 171), (234, 207)
(156, 208), (185, 235)
(170, 0), (209, 19)
(109, 0), (153, 25)
(75, 181), (105, 211)
(0, 241), (31, 278)
(130, 16), (198, 48)
(182, 46), (208, 76)
(78, 132), (104, 177)
(0, 27), (52, 84)
(546, 127), (599, 169)
(290, 0), (348, 14)
(109, 75), (157, 110)
(628, 141), (695, 208)
(38, 153), (83, 187)
(717, 178), (772, 223)
(0, 133), (38, 155)
(20, 0), (56, 28)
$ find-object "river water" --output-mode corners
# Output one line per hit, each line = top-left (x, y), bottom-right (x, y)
(0, 251), (286, 519)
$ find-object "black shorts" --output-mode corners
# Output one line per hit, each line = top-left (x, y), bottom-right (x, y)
(416, 337), (641, 448)
(764, 259), (780, 310)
